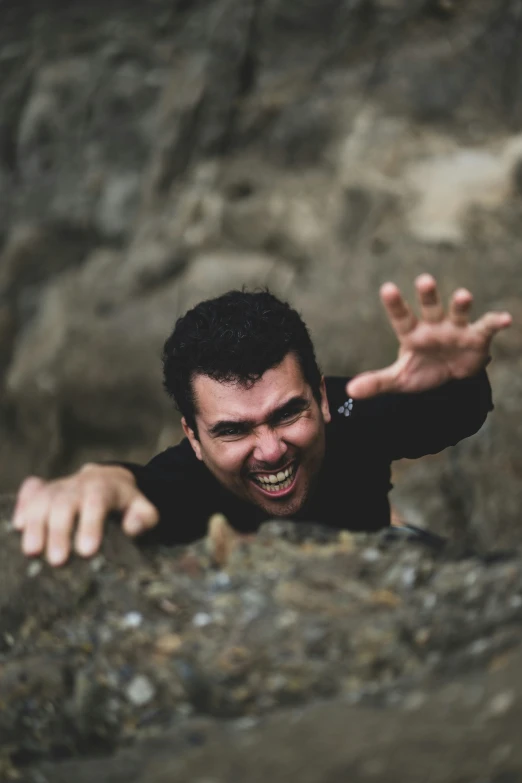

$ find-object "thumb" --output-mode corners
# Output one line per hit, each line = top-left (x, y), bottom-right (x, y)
(122, 495), (159, 537)
(346, 364), (399, 399)
(475, 311), (512, 340)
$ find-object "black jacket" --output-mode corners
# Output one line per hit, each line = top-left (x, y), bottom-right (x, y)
(122, 371), (492, 545)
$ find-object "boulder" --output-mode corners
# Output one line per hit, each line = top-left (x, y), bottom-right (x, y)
(1, 497), (522, 781)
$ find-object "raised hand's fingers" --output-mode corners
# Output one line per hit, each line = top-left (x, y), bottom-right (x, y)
(74, 490), (110, 558)
(415, 274), (445, 323)
(346, 362), (400, 399)
(449, 288), (473, 327)
(21, 492), (52, 557)
(46, 492), (79, 566)
(380, 282), (417, 337)
(122, 495), (159, 537)
(474, 310), (512, 341)
(13, 476), (45, 530)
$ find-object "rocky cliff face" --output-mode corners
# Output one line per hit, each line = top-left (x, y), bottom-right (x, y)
(1, 0), (521, 548)
(1, 498), (522, 782)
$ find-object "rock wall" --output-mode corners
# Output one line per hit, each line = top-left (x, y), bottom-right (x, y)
(1, 0), (521, 546)
(1, 498), (522, 781)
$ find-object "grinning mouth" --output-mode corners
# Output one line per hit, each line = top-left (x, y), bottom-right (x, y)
(250, 462), (297, 493)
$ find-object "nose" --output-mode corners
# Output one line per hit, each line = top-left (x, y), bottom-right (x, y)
(252, 426), (288, 466)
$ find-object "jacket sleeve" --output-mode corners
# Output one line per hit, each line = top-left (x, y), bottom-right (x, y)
(114, 446), (212, 545)
(369, 369), (493, 461)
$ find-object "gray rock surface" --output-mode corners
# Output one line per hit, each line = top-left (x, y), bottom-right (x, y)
(1, 496), (522, 781)
(35, 662), (522, 783)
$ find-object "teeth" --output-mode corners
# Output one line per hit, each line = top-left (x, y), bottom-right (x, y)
(263, 477), (292, 492)
(252, 464), (296, 492)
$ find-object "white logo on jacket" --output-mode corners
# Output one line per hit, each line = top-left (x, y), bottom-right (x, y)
(337, 398), (354, 417)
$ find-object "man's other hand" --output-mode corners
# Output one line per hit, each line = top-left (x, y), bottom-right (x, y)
(12, 465), (159, 566)
(347, 274), (512, 399)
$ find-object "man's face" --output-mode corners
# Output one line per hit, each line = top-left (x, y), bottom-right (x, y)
(182, 353), (331, 517)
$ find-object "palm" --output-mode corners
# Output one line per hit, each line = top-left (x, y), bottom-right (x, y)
(347, 275), (511, 399)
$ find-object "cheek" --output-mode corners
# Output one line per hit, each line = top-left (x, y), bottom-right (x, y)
(209, 442), (251, 476)
(286, 418), (322, 448)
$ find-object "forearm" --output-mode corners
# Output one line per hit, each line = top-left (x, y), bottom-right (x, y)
(111, 461), (209, 546)
(386, 369), (493, 460)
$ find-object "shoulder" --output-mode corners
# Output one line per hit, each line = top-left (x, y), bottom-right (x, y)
(324, 376), (394, 423)
(324, 376), (352, 413)
(145, 438), (203, 474)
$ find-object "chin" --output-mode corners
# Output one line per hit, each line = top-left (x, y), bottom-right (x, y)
(257, 492), (307, 519)
(240, 469), (310, 518)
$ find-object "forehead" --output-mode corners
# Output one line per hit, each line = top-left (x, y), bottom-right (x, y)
(192, 353), (309, 423)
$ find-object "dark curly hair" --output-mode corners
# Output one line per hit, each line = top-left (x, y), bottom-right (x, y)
(162, 290), (323, 436)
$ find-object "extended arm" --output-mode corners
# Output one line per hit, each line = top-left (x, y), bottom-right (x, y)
(366, 368), (493, 460)
(344, 275), (509, 460)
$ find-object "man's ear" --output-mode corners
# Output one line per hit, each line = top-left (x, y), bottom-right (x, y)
(319, 377), (331, 424)
(182, 417), (203, 461)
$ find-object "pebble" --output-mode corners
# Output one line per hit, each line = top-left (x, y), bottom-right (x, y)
(465, 570), (478, 586)
(193, 612), (212, 627)
(27, 561), (42, 578)
(211, 572), (231, 589)
(125, 675), (156, 707)
(266, 673), (287, 692)
(234, 716), (259, 731)
(469, 638), (489, 656)
(488, 691), (515, 717)
(155, 633), (183, 654)
(401, 566), (417, 589)
(414, 627), (430, 646)
(362, 547), (380, 563)
(370, 589), (401, 607)
(276, 610), (298, 629)
(90, 556), (105, 573)
(403, 690), (427, 711)
(122, 612), (143, 629)
(338, 530), (355, 549)
(176, 703), (195, 718)
(98, 626), (114, 644)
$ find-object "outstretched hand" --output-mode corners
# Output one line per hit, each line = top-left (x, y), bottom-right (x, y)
(346, 274), (512, 399)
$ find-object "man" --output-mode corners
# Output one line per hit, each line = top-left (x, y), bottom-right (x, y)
(13, 274), (511, 566)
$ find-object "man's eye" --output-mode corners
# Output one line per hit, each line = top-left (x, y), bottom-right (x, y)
(220, 428), (245, 438)
(277, 409), (301, 424)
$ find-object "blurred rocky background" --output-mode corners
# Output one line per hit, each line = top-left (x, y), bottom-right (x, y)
(0, 0), (521, 550)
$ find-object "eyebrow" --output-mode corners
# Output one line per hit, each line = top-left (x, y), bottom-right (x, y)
(207, 395), (310, 437)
